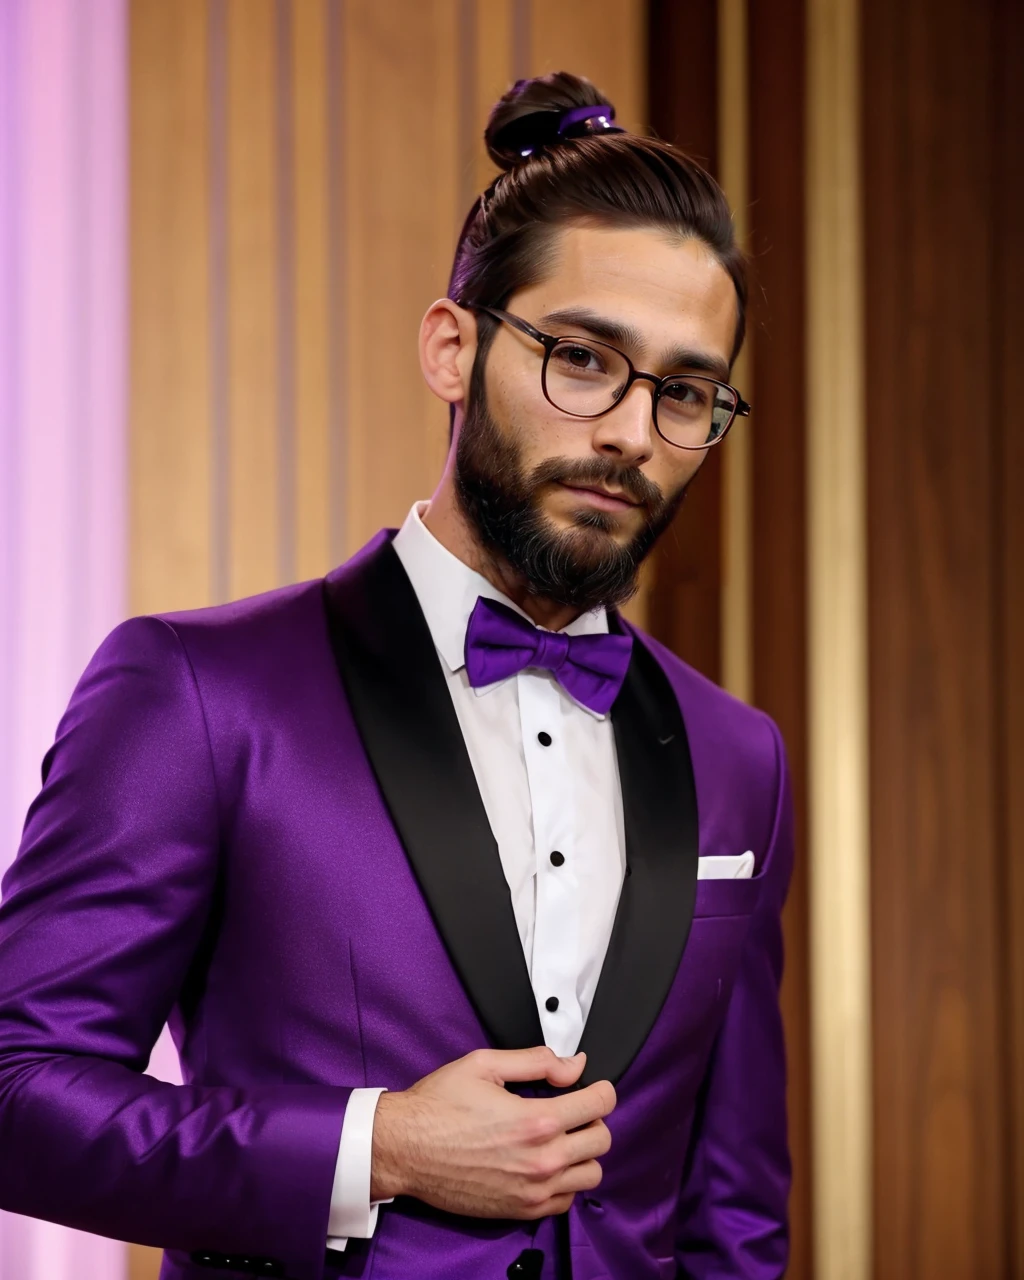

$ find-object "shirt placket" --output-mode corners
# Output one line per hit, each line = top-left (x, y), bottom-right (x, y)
(517, 669), (583, 1058)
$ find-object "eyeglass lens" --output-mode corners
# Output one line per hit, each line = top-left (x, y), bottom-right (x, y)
(543, 337), (737, 448)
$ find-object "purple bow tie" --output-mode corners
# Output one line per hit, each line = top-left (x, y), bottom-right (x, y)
(464, 597), (633, 715)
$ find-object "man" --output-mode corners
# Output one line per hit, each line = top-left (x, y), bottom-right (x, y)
(0, 74), (792, 1279)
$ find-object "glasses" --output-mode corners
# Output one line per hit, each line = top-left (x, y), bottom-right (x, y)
(469, 305), (750, 451)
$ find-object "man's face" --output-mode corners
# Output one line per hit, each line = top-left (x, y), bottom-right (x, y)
(454, 222), (740, 612)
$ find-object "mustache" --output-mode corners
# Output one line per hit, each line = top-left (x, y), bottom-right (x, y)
(527, 457), (665, 512)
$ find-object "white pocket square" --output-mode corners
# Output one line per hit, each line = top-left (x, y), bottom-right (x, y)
(697, 851), (755, 880)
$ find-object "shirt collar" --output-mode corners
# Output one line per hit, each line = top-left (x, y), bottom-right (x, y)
(391, 501), (610, 692)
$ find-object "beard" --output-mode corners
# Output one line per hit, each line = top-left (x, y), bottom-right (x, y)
(453, 391), (691, 614)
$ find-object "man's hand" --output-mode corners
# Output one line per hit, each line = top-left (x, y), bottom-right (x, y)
(370, 1046), (615, 1219)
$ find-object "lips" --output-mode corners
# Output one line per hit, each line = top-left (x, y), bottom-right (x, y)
(559, 483), (640, 512)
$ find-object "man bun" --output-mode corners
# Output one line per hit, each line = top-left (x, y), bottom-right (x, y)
(484, 71), (614, 171)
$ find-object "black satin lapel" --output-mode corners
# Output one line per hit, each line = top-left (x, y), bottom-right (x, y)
(576, 624), (699, 1086)
(323, 536), (544, 1052)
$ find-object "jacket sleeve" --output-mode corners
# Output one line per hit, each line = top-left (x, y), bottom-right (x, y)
(0, 617), (350, 1280)
(676, 715), (794, 1279)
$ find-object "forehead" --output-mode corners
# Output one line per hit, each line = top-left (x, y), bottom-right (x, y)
(513, 222), (738, 364)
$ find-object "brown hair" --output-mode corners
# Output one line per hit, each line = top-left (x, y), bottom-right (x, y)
(448, 71), (747, 384)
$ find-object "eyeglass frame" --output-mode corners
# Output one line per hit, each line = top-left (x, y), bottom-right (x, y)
(463, 303), (751, 450)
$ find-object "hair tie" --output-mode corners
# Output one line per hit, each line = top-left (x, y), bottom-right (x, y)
(509, 103), (625, 159)
(556, 104), (624, 139)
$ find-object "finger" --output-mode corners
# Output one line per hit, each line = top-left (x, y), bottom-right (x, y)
(470, 1045), (581, 1086)
(551, 1157), (604, 1197)
(548, 1078), (617, 1131)
(560, 1118), (612, 1167)
(518, 1158), (603, 1219)
(520, 1192), (576, 1221)
(541, 1050), (587, 1089)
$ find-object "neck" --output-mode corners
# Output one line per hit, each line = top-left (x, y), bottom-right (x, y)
(422, 463), (583, 632)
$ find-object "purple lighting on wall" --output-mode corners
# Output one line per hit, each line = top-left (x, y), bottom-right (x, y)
(0, 0), (128, 1276)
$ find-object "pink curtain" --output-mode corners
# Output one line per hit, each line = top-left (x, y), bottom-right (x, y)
(0, 1), (128, 1276)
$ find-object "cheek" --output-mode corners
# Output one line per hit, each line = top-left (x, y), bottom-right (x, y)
(648, 445), (708, 499)
(488, 364), (592, 457)
(486, 348), (546, 420)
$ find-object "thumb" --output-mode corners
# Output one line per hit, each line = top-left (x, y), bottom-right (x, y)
(542, 1050), (587, 1088)
(475, 1046), (585, 1086)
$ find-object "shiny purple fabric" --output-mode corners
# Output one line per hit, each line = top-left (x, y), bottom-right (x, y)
(464, 596), (633, 715)
(0, 530), (793, 1279)
(556, 104), (618, 135)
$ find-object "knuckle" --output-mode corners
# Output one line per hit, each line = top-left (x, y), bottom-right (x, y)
(528, 1152), (561, 1181)
(521, 1185), (552, 1211)
(525, 1112), (559, 1143)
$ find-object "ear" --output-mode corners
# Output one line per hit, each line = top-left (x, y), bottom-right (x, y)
(419, 298), (478, 405)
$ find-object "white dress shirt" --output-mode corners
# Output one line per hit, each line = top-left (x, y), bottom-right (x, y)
(326, 501), (627, 1248)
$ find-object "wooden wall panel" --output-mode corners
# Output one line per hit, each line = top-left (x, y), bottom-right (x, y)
(130, 0), (211, 615)
(717, 0), (752, 706)
(341, 0), (459, 552)
(226, 0), (280, 598)
(292, 0), (332, 581)
(807, 0), (871, 1274)
(864, 0), (1015, 1275)
(747, 0), (812, 1274)
(995, 3), (1024, 1268)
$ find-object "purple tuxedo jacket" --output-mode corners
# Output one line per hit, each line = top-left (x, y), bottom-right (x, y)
(0, 531), (793, 1280)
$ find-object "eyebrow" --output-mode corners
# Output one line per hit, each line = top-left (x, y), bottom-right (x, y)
(538, 306), (732, 382)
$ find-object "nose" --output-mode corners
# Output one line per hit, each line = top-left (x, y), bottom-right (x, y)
(589, 378), (656, 466)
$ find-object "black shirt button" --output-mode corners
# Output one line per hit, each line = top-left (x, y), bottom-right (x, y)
(507, 1247), (545, 1279)
(545, 995), (559, 1012)
(537, 731), (552, 746)
(550, 850), (565, 867)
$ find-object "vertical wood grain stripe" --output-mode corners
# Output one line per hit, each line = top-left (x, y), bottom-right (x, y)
(806, 0), (871, 1274)
(275, 0), (296, 585)
(717, 0), (752, 704)
(207, 0), (229, 603)
(226, 0), (278, 600)
(326, 0), (347, 563)
(342, 0), (457, 553)
(130, 0), (212, 617)
(292, 0), (331, 580)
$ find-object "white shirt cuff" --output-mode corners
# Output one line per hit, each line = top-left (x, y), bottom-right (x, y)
(325, 1086), (393, 1250)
